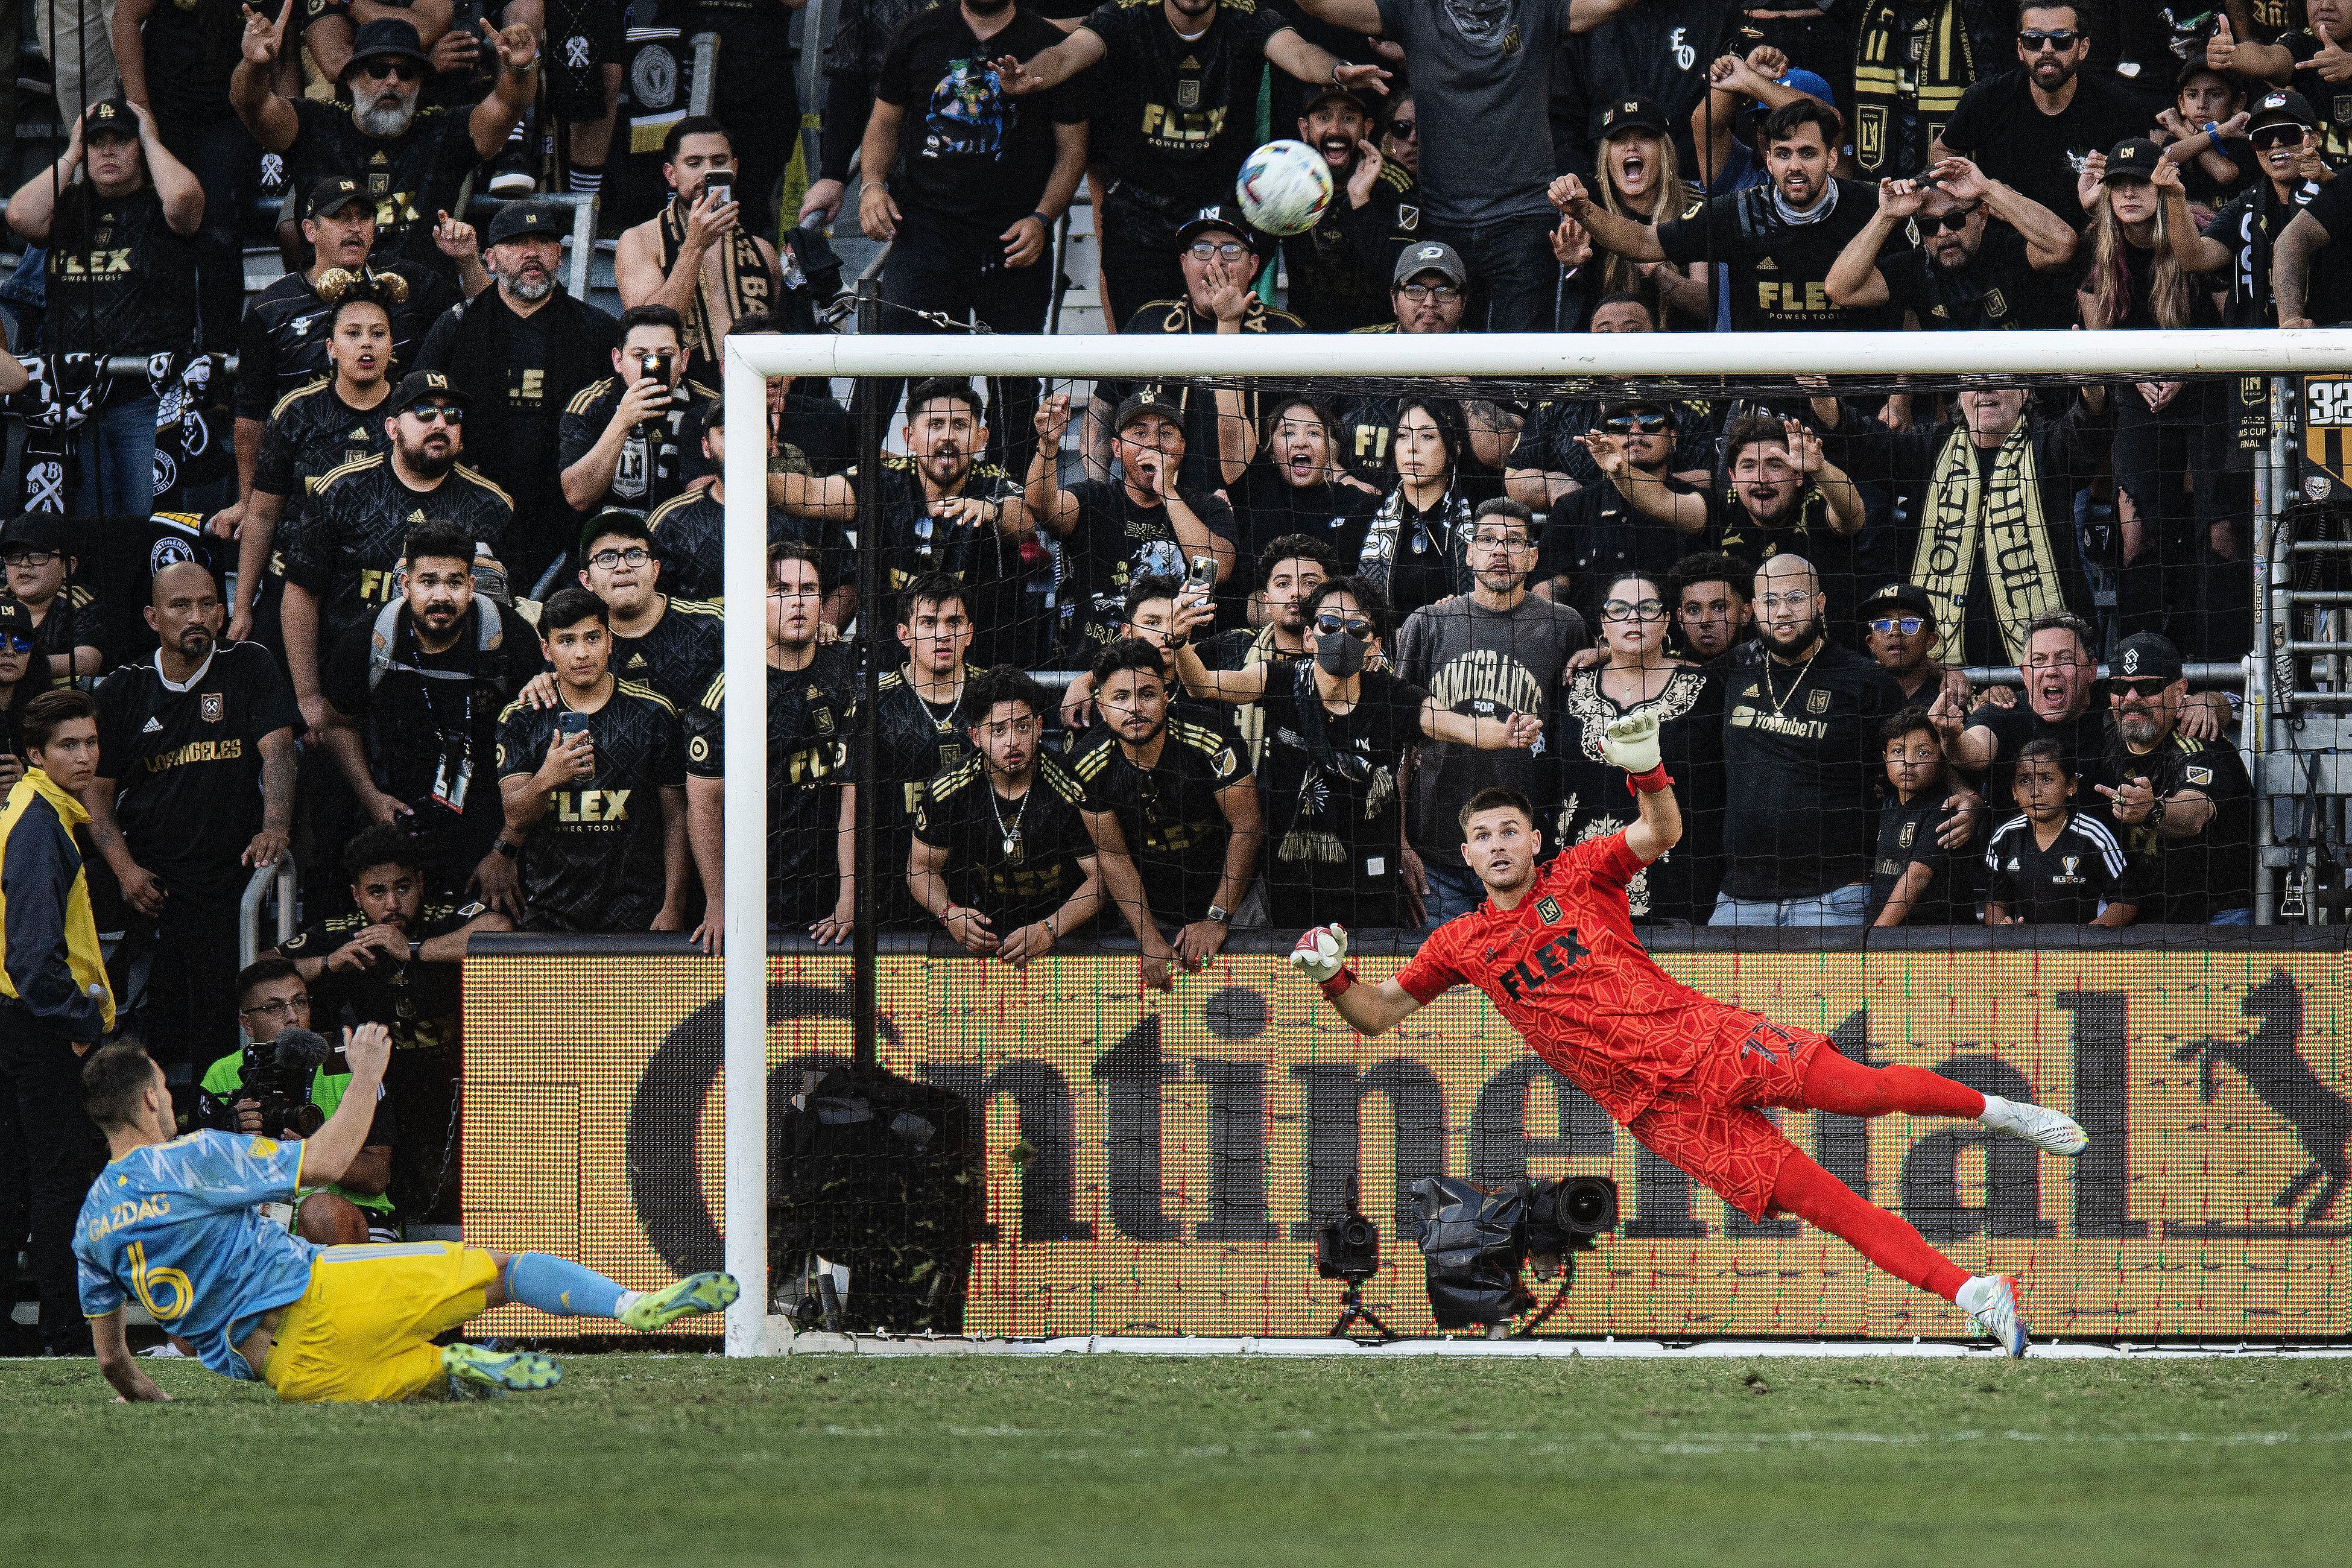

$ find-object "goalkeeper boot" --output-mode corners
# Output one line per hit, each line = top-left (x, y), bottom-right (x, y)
(1979, 1095), (2089, 1156)
(1960, 1275), (2029, 1358)
(619, 1271), (741, 1332)
(443, 1342), (563, 1398)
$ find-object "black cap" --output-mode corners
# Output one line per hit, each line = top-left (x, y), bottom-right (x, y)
(1598, 395), (1676, 425)
(1857, 582), (1935, 624)
(341, 18), (432, 81)
(388, 369), (471, 409)
(485, 200), (566, 247)
(0, 599), (34, 642)
(2104, 138), (2165, 182)
(1, 513), (72, 555)
(1112, 388), (1184, 433)
(2249, 89), (2320, 133)
(2175, 55), (2232, 90)
(1303, 82), (1373, 116)
(1173, 204), (1262, 256)
(305, 175), (369, 223)
(2110, 632), (2183, 684)
(80, 95), (137, 139)
(1393, 240), (1466, 289)
(1598, 98), (1669, 139)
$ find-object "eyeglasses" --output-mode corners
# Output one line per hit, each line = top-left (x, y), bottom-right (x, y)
(1756, 592), (1816, 611)
(1924, 204), (1981, 233)
(1187, 240), (1249, 262)
(0, 635), (34, 654)
(356, 57), (425, 81)
(1870, 616), (1927, 636)
(405, 402), (463, 425)
(239, 995), (311, 1021)
(2026, 651), (2085, 669)
(2017, 28), (2078, 50)
(2252, 125), (2309, 151)
(1398, 281), (1460, 302)
(1601, 598), (1668, 622)
(3, 549), (60, 567)
(1314, 611), (1373, 638)
(1602, 411), (1671, 434)
(1388, 119), (1416, 141)
(2110, 677), (2172, 698)
(1467, 531), (1532, 552)
(589, 546), (651, 570)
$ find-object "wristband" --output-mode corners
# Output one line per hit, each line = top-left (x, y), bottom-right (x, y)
(2202, 121), (2222, 141)
(1624, 764), (1675, 796)
(1319, 967), (1356, 1001)
(1028, 210), (1054, 230)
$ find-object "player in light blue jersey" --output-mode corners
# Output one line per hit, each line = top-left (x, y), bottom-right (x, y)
(75, 1029), (739, 1402)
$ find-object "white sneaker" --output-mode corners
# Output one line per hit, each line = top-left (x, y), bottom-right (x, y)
(1963, 1274), (2029, 1357)
(1981, 1095), (2088, 1156)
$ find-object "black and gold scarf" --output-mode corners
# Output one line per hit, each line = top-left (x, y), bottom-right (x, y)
(1912, 422), (2067, 664)
(1854, 0), (1975, 176)
(657, 197), (773, 365)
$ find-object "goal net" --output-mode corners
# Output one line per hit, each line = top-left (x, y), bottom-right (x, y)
(680, 330), (2351, 1354)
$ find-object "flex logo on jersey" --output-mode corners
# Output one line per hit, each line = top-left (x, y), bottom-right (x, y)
(1495, 926), (1589, 1002)
(554, 788), (632, 823)
(1140, 104), (1230, 145)
(1757, 279), (1833, 314)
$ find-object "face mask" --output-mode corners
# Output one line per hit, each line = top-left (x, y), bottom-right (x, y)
(1315, 629), (1367, 677)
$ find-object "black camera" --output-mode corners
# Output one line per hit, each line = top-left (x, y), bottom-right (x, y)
(1314, 1172), (1381, 1280)
(1408, 1174), (1620, 1329)
(230, 1028), (335, 1139)
(2164, 8), (2219, 62)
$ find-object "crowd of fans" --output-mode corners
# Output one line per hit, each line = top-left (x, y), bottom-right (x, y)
(0, 0), (2311, 1351)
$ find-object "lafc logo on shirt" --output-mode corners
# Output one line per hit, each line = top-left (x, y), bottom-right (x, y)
(1496, 927), (1589, 1001)
(1535, 896), (1562, 925)
(554, 788), (633, 823)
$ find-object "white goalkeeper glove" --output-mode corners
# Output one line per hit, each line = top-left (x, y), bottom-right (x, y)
(1289, 923), (1350, 984)
(1600, 712), (1662, 774)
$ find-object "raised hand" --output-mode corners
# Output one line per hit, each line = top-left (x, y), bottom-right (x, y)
(1599, 711), (1661, 773)
(991, 54), (1046, 96)
(2076, 150), (2107, 212)
(1333, 62), (1391, 95)
(1877, 177), (1927, 220)
(486, 19), (539, 74)
(1346, 139), (1384, 207)
(1781, 418), (1825, 475)
(2149, 156), (2186, 195)
(1549, 214), (1594, 268)
(1575, 429), (1630, 476)
(2316, 23), (2352, 85)
(1034, 390), (1070, 446)
(432, 210), (478, 259)
(2207, 14), (2236, 72)
(239, 2), (289, 66)
(1289, 923), (1350, 982)
(2094, 773), (2157, 825)
(2216, 110), (2251, 141)
(1746, 43), (1788, 81)
(1929, 156), (1987, 203)
(1200, 254), (1251, 324)
(1548, 172), (1591, 214)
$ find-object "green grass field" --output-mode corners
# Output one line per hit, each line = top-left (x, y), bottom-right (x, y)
(3, 1353), (2347, 1566)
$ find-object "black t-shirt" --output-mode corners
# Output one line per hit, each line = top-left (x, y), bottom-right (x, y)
(251, 383), (394, 552)
(1283, 159), (1423, 331)
(1964, 700), (2110, 808)
(1537, 473), (1698, 622)
(1878, 223), (2055, 331)
(2213, 179), (2338, 328)
(1254, 666), (1426, 928)
(278, 898), (485, 1052)
(94, 643), (300, 896)
(684, 648), (858, 925)
(286, 457), (514, 653)
(557, 376), (716, 519)
(19, 586), (101, 670)
(1657, 180), (1892, 333)
(1937, 66), (2150, 231)
(856, 456), (1027, 599)
(2279, 175), (2352, 327)
(1865, 792), (1977, 928)
(232, 262), (457, 423)
(610, 596), (725, 713)
(1706, 482), (1861, 624)
(1096, 299), (1307, 495)
(2283, 31), (2352, 165)
(285, 99), (485, 271)
(492, 680), (687, 932)
(2096, 726), (2257, 922)
(1719, 642), (1908, 900)
(1226, 469), (1380, 575)
(853, 666), (991, 921)
(1055, 478), (1238, 660)
(912, 751), (1096, 928)
(1069, 700), (1251, 925)
(1984, 809), (2143, 925)
(876, 7), (1087, 236)
(140, 0), (244, 122)
(42, 185), (198, 358)
(1082, 0), (1290, 214)
(645, 487), (849, 602)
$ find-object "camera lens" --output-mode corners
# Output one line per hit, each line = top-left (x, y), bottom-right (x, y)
(1341, 1217), (1375, 1251)
(1561, 1176), (1619, 1234)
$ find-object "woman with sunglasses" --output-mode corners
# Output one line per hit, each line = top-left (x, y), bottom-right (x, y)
(1169, 577), (1540, 928)
(1554, 574), (1724, 925)
(1359, 396), (1476, 618)
(1379, 93), (1417, 177)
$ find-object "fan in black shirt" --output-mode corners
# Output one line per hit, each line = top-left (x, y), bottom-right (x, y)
(1984, 742), (2143, 926)
(1822, 156), (2082, 332)
(1867, 712), (1979, 928)
(650, 397), (853, 611)
(1226, 396), (1383, 577)
(1709, 414), (1867, 622)
(2091, 633), (2257, 922)
(1934, 609), (2113, 807)
(0, 514), (104, 681)
(1283, 84), (1425, 330)
(493, 589), (689, 933)
(1932, 21), (2152, 229)
(1531, 401), (1705, 621)
(556, 306), (717, 523)
(2176, 89), (2341, 328)
(576, 513), (725, 713)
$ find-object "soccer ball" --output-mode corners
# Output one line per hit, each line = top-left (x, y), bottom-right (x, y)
(1235, 141), (1335, 238)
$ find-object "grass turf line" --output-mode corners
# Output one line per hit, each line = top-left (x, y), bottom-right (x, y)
(2, 1355), (2346, 1566)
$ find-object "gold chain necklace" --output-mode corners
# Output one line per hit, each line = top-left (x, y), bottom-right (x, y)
(1762, 645), (1819, 716)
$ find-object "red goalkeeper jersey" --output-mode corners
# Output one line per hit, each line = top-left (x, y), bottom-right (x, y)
(1393, 832), (1734, 1122)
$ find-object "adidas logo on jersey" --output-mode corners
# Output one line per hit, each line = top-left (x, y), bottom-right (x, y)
(141, 717), (163, 733)
(1756, 256), (1778, 270)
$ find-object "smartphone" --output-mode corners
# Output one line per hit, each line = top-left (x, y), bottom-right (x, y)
(703, 168), (734, 204)
(558, 711), (592, 743)
(1186, 554), (1216, 593)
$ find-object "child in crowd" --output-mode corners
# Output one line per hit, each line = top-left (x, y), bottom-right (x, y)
(1984, 740), (2143, 927)
(1867, 709), (1976, 928)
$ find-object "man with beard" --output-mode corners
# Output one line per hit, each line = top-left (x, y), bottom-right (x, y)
(1282, 83), (1424, 330)
(859, 575), (990, 929)
(1713, 554), (1909, 926)
(1072, 639), (1260, 991)
(1704, 413), (1865, 621)
(1534, 399), (1707, 621)
(2091, 632), (2256, 923)
(1932, 4), (2146, 235)
(685, 543), (858, 953)
(574, 512), (723, 713)
(911, 668), (1104, 966)
(217, 180), (479, 550)
(615, 119), (786, 384)
(776, 379), (1031, 668)
(314, 522), (540, 905)
(1188, 541), (1332, 771)
(993, 0), (1388, 322)
(494, 589), (691, 934)
(648, 399), (851, 616)
(1506, 294), (1721, 511)
(83, 562), (299, 1069)
(1666, 552), (1758, 665)
(1563, 98), (1895, 335)
(417, 201), (621, 593)
(1055, 574), (1189, 732)
(1825, 154), (2080, 330)
(558, 305), (716, 522)
(283, 371), (514, 736)
(1328, 244), (1527, 487)
(232, 12), (540, 273)
(1812, 384), (2103, 666)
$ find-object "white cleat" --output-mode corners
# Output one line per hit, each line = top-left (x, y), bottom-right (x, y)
(1965, 1275), (2030, 1358)
(1980, 1095), (2089, 1157)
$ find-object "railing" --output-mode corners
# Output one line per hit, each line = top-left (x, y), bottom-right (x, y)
(238, 852), (297, 972)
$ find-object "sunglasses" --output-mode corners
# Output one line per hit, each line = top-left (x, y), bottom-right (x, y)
(356, 57), (425, 82)
(1870, 615), (1927, 636)
(405, 402), (463, 425)
(2110, 677), (2172, 698)
(1601, 598), (1668, 622)
(1388, 119), (1417, 141)
(1924, 204), (1981, 233)
(1602, 411), (1671, 434)
(2017, 28), (2079, 50)
(1314, 612), (1373, 638)
(2252, 125), (2309, 151)
(0, 635), (33, 654)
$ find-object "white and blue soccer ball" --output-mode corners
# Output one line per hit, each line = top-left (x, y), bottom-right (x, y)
(1235, 141), (1335, 238)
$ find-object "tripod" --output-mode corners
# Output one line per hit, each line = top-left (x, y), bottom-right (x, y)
(1327, 1274), (1397, 1341)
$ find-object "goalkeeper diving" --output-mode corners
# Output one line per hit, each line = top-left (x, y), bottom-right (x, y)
(1291, 712), (2087, 1355)
(73, 1030), (738, 1402)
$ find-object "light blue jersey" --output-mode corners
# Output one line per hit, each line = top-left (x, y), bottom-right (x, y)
(74, 1130), (321, 1379)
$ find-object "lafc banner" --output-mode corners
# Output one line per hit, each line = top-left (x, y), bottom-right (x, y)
(463, 949), (2350, 1339)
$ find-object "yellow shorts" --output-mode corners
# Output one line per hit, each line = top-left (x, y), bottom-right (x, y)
(261, 1241), (501, 1403)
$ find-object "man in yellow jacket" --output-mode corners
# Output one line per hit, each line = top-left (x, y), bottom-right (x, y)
(0, 688), (116, 1356)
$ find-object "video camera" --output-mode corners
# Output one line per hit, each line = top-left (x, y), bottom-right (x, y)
(224, 1028), (335, 1139)
(1313, 1172), (1379, 1280)
(1408, 1174), (1620, 1330)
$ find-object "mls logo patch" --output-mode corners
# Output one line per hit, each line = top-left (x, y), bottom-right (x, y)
(1535, 896), (1562, 925)
(200, 693), (224, 724)
(1397, 204), (1418, 231)
(2187, 765), (2214, 786)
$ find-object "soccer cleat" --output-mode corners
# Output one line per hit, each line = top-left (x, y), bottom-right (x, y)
(442, 1342), (562, 1397)
(619, 1271), (741, 1332)
(1980, 1095), (2090, 1157)
(1966, 1276), (2030, 1358)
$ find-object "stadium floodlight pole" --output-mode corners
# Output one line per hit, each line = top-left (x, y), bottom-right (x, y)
(719, 344), (770, 1357)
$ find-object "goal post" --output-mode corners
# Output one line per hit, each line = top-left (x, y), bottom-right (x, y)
(713, 329), (2352, 1356)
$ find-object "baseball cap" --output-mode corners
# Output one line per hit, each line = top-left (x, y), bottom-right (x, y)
(1173, 204), (1262, 256)
(1742, 69), (1836, 125)
(0, 599), (34, 643)
(1, 513), (73, 555)
(1393, 241), (1467, 290)
(388, 370), (472, 409)
(2103, 138), (2165, 182)
(305, 175), (370, 223)
(1857, 583), (1935, 624)
(1113, 388), (1184, 433)
(1598, 98), (1670, 139)
(1303, 82), (1373, 117)
(80, 95), (137, 139)
(2109, 632), (2183, 685)
(341, 18), (432, 81)
(485, 200), (567, 247)
(2249, 89), (2320, 133)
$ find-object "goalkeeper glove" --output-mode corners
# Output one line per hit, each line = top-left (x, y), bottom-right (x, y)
(1290, 924), (1355, 997)
(1601, 712), (1673, 795)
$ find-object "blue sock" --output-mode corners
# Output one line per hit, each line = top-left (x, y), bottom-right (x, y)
(502, 1253), (629, 1319)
